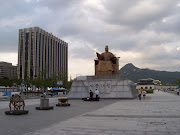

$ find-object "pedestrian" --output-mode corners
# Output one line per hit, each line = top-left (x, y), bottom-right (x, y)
(95, 89), (99, 100)
(177, 87), (179, 95)
(138, 89), (142, 100)
(142, 90), (146, 99)
(89, 90), (93, 100)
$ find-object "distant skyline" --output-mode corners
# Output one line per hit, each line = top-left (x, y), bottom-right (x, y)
(0, 0), (180, 79)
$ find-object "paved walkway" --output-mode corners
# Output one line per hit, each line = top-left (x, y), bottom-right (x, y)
(0, 97), (118, 135)
(24, 90), (180, 135)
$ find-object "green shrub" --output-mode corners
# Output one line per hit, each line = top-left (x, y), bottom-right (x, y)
(137, 89), (154, 94)
(145, 89), (153, 94)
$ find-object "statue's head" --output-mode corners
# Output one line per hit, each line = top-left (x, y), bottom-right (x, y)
(105, 45), (109, 52)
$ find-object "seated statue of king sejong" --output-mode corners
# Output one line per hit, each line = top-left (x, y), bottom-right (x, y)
(95, 45), (119, 75)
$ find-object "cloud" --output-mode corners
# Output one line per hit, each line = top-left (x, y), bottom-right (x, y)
(67, 37), (97, 59)
(101, 0), (177, 29)
(152, 14), (180, 34)
(177, 47), (180, 51)
(68, 55), (94, 79)
(0, 15), (32, 28)
(0, 0), (180, 77)
(0, 52), (17, 66)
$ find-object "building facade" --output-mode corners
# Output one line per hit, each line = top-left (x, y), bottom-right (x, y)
(136, 78), (162, 90)
(18, 27), (68, 80)
(0, 62), (17, 79)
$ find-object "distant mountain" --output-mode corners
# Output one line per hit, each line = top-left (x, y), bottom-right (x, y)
(119, 63), (180, 84)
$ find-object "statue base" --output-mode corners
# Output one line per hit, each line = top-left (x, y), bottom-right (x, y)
(36, 98), (54, 110)
(68, 75), (137, 99)
(82, 97), (100, 101)
(35, 107), (54, 110)
(56, 104), (70, 107)
(5, 110), (29, 115)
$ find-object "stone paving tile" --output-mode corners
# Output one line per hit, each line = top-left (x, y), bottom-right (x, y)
(145, 131), (169, 135)
(1, 99), (120, 135)
(169, 132), (180, 135)
(22, 90), (180, 135)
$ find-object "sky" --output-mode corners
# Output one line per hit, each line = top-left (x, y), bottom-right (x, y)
(0, 0), (180, 79)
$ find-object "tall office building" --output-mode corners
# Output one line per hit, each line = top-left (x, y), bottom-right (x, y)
(18, 27), (68, 80)
(0, 61), (17, 79)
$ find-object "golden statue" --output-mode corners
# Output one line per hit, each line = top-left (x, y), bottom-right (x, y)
(95, 45), (119, 75)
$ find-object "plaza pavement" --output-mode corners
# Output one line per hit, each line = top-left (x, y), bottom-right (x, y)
(23, 90), (180, 135)
(0, 96), (118, 135)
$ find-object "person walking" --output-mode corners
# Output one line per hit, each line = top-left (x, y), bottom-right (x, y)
(142, 90), (147, 99)
(177, 87), (179, 95)
(95, 89), (99, 100)
(138, 89), (142, 100)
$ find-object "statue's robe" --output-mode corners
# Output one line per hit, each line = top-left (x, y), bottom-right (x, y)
(98, 52), (114, 72)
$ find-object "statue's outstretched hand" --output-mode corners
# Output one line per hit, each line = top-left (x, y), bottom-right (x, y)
(96, 52), (99, 56)
(96, 52), (101, 59)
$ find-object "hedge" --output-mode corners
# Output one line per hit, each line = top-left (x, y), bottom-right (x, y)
(137, 89), (154, 94)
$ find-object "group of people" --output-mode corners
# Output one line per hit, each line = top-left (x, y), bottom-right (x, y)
(89, 89), (99, 100)
(89, 88), (147, 101)
(138, 89), (146, 100)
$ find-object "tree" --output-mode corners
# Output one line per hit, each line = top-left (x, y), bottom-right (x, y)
(22, 66), (73, 92)
(12, 78), (22, 86)
(33, 67), (52, 93)
(58, 72), (73, 89)
(0, 77), (13, 87)
(175, 78), (180, 86)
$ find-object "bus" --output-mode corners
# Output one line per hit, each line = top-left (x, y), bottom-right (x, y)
(0, 87), (21, 99)
(49, 88), (68, 95)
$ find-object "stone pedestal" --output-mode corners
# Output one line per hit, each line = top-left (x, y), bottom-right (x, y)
(36, 98), (54, 110)
(82, 97), (100, 101)
(68, 75), (137, 99)
(40, 99), (49, 108)
(5, 110), (29, 115)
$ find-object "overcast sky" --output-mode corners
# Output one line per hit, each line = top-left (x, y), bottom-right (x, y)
(0, 0), (180, 78)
